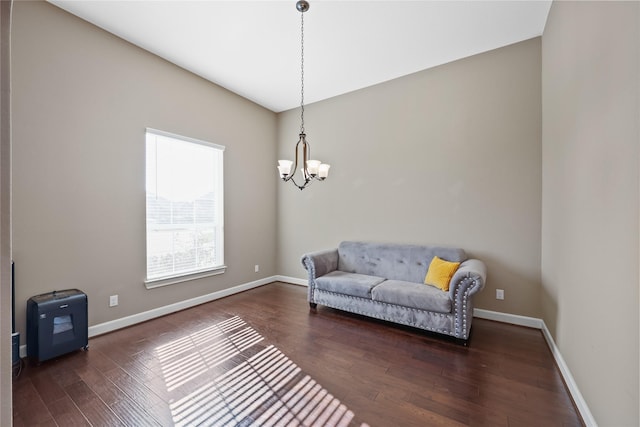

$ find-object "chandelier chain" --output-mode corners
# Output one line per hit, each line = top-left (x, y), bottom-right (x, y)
(300, 10), (305, 134)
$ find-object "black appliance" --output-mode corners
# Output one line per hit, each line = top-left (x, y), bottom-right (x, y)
(27, 289), (88, 363)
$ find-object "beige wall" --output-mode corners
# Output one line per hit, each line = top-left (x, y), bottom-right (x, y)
(277, 38), (543, 318)
(0, 1), (12, 425)
(11, 2), (278, 340)
(542, 1), (639, 425)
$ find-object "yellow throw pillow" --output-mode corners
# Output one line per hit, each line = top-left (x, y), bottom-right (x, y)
(424, 256), (460, 292)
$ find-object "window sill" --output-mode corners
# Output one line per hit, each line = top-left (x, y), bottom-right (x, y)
(144, 266), (226, 289)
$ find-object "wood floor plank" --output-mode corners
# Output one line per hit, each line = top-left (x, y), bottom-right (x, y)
(12, 378), (56, 426)
(65, 380), (126, 426)
(29, 370), (67, 405)
(110, 398), (163, 427)
(13, 282), (583, 426)
(45, 395), (91, 427)
(101, 367), (168, 410)
(75, 364), (128, 406)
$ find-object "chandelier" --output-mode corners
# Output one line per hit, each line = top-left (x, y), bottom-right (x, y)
(277, 0), (330, 190)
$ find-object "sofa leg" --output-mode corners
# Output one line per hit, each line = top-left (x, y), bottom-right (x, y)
(456, 338), (469, 347)
(456, 326), (472, 346)
(309, 302), (317, 309)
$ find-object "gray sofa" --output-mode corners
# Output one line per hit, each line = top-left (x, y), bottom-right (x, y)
(301, 241), (486, 343)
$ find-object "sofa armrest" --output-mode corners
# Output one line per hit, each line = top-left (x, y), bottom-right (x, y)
(301, 249), (339, 281)
(449, 259), (486, 299)
(448, 259), (486, 339)
(301, 249), (338, 304)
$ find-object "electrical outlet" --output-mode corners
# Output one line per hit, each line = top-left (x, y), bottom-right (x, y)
(496, 289), (504, 300)
(255, 265), (260, 273)
(109, 295), (118, 307)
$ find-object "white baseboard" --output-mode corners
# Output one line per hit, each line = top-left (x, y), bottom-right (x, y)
(18, 278), (596, 426)
(474, 308), (596, 426)
(540, 322), (597, 427)
(88, 275), (278, 337)
(274, 275), (307, 286)
(473, 308), (543, 329)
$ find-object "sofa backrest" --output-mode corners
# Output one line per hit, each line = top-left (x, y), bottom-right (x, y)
(337, 241), (467, 284)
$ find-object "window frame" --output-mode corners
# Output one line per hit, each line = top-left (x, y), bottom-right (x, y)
(144, 128), (225, 289)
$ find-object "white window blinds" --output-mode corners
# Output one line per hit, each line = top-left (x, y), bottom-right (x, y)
(145, 129), (225, 284)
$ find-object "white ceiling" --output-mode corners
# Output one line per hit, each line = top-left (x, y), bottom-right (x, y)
(48, 1), (552, 113)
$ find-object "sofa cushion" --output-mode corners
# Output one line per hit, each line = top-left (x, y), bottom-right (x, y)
(316, 271), (385, 299)
(371, 280), (452, 313)
(424, 256), (461, 292)
(337, 241), (467, 284)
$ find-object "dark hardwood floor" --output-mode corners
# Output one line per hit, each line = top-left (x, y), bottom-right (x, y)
(13, 282), (583, 426)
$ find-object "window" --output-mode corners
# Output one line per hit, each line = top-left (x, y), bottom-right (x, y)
(145, 128), (225, 287)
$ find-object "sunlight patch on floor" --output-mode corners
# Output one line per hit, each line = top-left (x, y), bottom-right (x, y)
(155, 316), (368, 426)
(155, 316), (263, 391)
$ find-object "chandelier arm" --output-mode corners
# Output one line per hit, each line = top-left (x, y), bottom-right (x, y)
(291, 134), (301, 180)
(296, 133), (306, 178)
(282, 133), (306, 181)
(289, 175), (312, 190)
(302, 134), (308, 175)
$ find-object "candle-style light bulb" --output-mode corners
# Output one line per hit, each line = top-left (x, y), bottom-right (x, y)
(318, 163), (330, 179)
(277, 160), (293, 177)
(306, 160), (321, 176)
